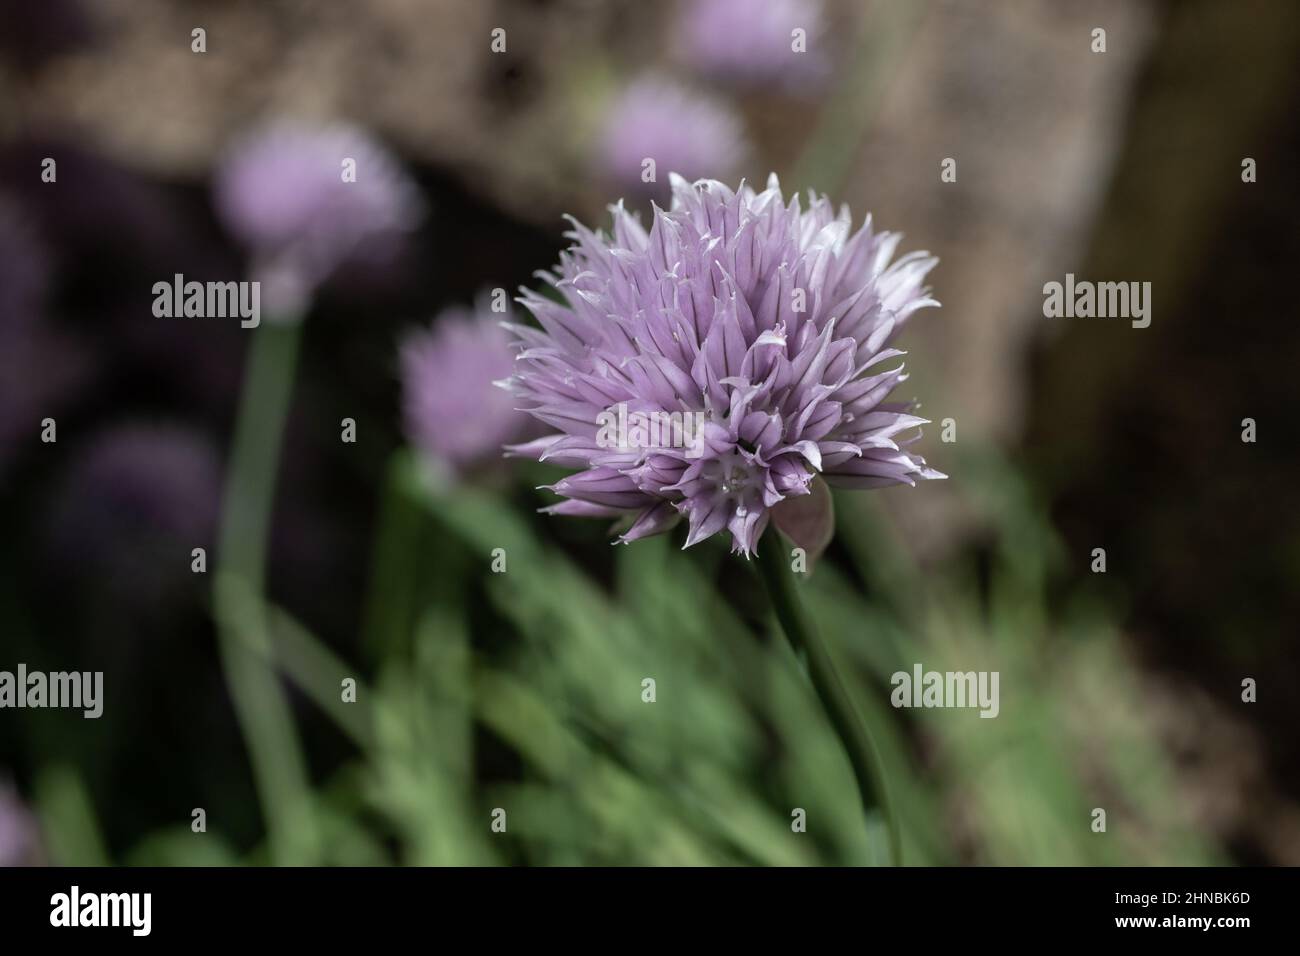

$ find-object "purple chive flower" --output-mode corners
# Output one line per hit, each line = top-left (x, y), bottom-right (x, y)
(598, 76), (750, 205)
(46, 424), (222, 604)
(213, 120), (423, 318)
(401, 296), (531, 481)
(504, 174), (943, 557)
(675, 0), (829, 91)
(0, 328), (92, 479)
(0, 779), (42, 867)
(0, 196), (93, 480)
(0, 195), (49, 329)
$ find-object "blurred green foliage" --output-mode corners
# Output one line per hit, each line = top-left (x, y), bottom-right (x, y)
(41, 446), (1219, 866)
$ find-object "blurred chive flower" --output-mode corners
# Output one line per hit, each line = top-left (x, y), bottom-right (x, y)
(504, 174), (942, 558)
(0, 328), (91, 480)
(401, 296), (532, 482)
(598, 76), (750, 206)
(675, 0), (829, 91)
(0, 779), (42, 867)
(213, 120), (423, 319)
(46, 423), (221, 606)
(0, 195), (93, 480)
(0, 195), (49, 329)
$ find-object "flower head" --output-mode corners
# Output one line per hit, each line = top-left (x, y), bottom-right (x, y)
(213, 120), (423, 317)
(0, 196), (93, 481)
(504, 174), (944, 557)
(0, 195), (49, 330)
(598, 76), (750, 206)
(401, 296), (531, 481)
(45, 423), (221, 605)
(675, 0), (830, 91)
(0, 778), (43, 866)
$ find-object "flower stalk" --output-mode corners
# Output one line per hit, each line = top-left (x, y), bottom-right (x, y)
(756, 536), (901, 866)
(214, 320), (317, 865)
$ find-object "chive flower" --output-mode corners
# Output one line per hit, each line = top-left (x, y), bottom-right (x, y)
(213, 120), (423, 318)
(598, 76), (750, 206)
(401, 296), (532, 481)
(504, 174), (943, 557)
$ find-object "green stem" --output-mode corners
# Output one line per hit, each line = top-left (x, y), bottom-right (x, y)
(360, 455), (422, 664)
(756, 538), (901, 866)
(214, 320), (317, 865)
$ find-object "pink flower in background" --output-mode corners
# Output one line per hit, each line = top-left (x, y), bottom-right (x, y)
(598, 76), (750, 205)
(46, 423), (222, 606)
(0, 195), (93, 481)
(0, 779), (42, 867)
(0, 195), (49, 329)
(213, 121), (423, 318)
(401, 296), (531, 481)
(675, 0), (830, 91)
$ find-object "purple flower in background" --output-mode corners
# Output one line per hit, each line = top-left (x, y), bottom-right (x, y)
(598, 76), (750, 205)
(213, 120), (423, 318)
(46, 424), (222, 605)
(675, 0), (829, 90)
(0, 329), (92, 480)
(0, 195), (49, 328)
(0, 779), (42, 867)
(504, 174), (943, 557)
(0, 195), (93, 480)
(401, 296), (530, 481)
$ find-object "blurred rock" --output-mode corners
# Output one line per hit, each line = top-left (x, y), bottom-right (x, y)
(6, 0), (648, 222)
(836, 0), (1156, 557)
